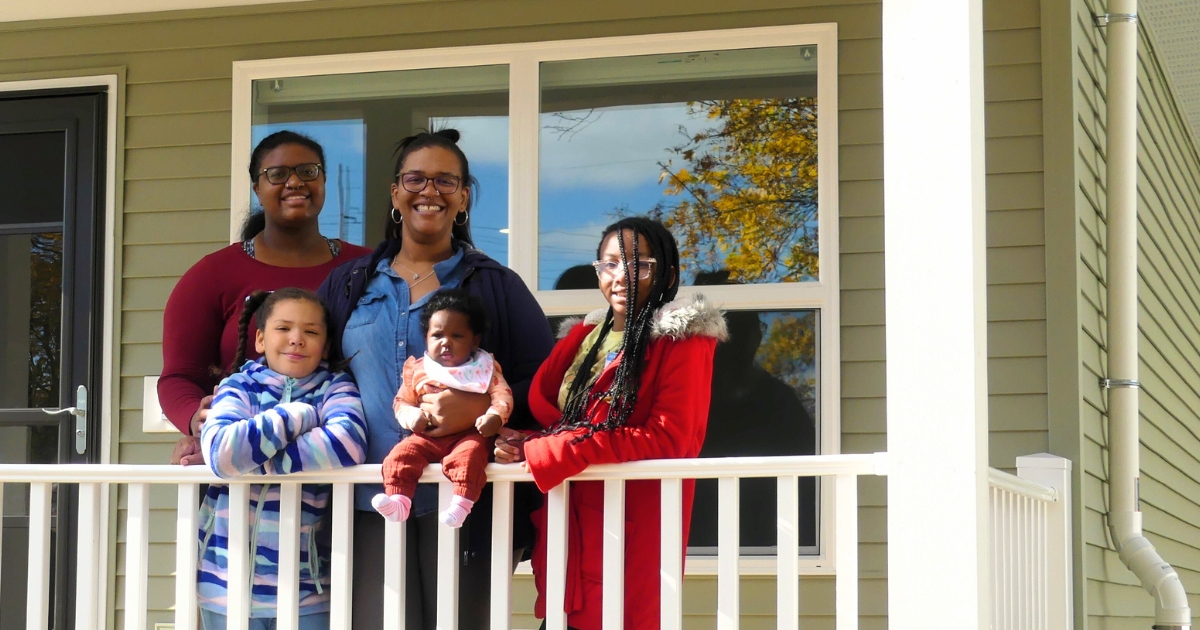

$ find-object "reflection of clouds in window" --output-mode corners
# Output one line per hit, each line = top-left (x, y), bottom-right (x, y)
(431, 116), (508, 166)
(539, 221), (611, 288)
(539, 103), (699, 189)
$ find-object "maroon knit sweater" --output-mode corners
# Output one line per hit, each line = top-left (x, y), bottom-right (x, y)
(157, 241), (371, 434)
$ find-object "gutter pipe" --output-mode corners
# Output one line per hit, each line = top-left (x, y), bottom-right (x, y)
(1103, 1), (1192, 627)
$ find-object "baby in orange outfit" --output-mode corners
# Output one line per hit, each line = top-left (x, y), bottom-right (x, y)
(371, 289), (513, 527)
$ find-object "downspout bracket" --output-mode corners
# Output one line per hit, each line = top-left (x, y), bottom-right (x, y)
(1100, 378), (1140, 389)
(1094, 13), (1139, 27)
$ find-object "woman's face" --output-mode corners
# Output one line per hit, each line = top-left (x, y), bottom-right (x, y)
(597, 229), (655, 331)
(252, 143), (326, 231)
(391, 146), (470, 244)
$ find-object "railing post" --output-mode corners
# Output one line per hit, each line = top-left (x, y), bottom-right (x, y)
(75, 483), (102, 630)
(1016, 454), (1073, 630)
(27, 482), (52, 630)
(175, 483), (200, 630)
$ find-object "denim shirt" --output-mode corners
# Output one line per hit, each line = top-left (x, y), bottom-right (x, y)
(342, 247), (466, 513)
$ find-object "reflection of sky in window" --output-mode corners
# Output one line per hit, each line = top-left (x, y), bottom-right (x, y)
(432, 116), (509, 266)
(538, 103), (694, 290)
(251, 120), (366, 245)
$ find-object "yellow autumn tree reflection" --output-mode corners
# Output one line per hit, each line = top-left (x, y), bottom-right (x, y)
(655, 97), (818, 284)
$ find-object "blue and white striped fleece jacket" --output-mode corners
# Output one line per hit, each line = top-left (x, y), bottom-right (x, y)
(198, 358), (367, 618)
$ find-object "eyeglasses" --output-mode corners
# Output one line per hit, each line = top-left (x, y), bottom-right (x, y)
(592, 258), (657, 280)
(399, 172), (462, 194)
(259, 163), (323, 185)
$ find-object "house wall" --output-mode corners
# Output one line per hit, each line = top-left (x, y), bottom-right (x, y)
(1072, 0), (1200, 626)
(0, 0), (1050, 627)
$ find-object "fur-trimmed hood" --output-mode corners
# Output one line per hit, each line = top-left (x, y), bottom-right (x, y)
(556, 293), (729, 342)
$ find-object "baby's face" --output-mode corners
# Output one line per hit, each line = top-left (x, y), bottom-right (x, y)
(425, 310), (481, 367)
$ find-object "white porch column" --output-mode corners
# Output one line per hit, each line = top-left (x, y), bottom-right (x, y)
(883, 1), (989, 629)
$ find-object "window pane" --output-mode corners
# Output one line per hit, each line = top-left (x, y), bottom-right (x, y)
(0, 232), (62, 409)
(689, 309), (818, 554)
(251, 66), (509, 259)
(539, 46), (819, 290)
(0, 131), (66, 227)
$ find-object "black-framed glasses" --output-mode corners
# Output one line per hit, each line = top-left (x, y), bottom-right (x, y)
(399, 172), (462, 194)
(259, 163), (323, 185)
(592, 258), (657, 280)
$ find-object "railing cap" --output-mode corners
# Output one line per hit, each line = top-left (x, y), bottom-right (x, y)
(1015, 453), (1073, 471)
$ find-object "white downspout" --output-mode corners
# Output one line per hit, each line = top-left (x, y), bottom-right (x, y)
(1103, 1), (1192, 627)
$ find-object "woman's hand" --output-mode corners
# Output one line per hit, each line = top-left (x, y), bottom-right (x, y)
(419, 389), (489, 437)
(493, 426), (528, 465)
(172, 394), (214, 466)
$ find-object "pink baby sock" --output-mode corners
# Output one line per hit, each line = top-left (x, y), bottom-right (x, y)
(371, 493), (412, 522)
(439, 496), (475, 528)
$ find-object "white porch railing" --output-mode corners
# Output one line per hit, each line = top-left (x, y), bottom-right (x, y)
(0, 453), (886, 630)
(988, 454), (1073, 630)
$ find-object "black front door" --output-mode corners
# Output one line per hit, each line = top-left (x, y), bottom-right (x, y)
(0, 90), (106, 630)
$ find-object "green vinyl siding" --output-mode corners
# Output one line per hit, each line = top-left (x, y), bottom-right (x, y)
(1072, 0), (1200, 626)
(0, 0), (1055, 626)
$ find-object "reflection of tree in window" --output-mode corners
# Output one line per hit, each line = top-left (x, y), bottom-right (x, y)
(655, 97), (818, 284)
(27, 232), (62, 409)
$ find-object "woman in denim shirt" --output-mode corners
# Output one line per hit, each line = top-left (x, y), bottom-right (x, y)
(319, 129), (554, 630)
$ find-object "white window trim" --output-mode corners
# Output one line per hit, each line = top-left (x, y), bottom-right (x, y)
(231, 23), (842, 575)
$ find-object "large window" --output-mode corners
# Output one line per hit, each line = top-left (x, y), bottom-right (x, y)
(233, 24), (840, 569)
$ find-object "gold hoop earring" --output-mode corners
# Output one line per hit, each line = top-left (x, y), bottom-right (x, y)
(454, 210), (468, 226)
(390, 207), (402, 224)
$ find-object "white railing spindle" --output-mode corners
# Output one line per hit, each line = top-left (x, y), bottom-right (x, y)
(490, 480), (514, 630)
(602, 479), (625, 630)
(835, 474), (859, 630)
(659, 478), (683, 630)
(330, 482), (353, 630)
(383, 517), (406, 630)
(226, 483), (250, 630)
(123, 483), (149, 630)
(436, 483), (459, 630)
(776, 475), (799, 630)
(75, 483), (102, 630)
(716, 477), (739, 630)
(545, 482), (569, 630)
(277, 482), (302, 630)
(174, 483), (199, 630)
(27, 482), (52, 630)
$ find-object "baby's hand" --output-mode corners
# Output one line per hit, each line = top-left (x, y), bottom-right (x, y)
(475, 413), (503, 438)
(412, 411), (432, 434)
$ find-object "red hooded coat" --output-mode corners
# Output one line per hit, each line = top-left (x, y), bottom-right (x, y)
(524, 295), (727, 630)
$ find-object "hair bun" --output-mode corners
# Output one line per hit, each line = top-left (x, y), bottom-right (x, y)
(433, 128), (461, 143)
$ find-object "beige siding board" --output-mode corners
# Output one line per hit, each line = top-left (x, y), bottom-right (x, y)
(125, 209), (230, 245)
(983, 0), (1039, 30)
(987, 136), (1045, 174)
(987, 99), (1044, 137)
(126, 79), (231, 117)
(841, 397), (884, 434)
(124, 177), (231, 214)
(984, 28), (1041, 67)
(839, 289), (884, 326)
(840, 324), (884, 362)
(988, 246), (1046, 284)
(837, 37), (880, 77)
(121, 343), (163, 377)
(838, 180), (883, 217)
(986, 172), (1045, 210)
(988, 394), (1048, 431)
(123, 277), (181, 311)
(840, 361), (884, 399)
(837, 73), (881, 111)
(839, 217), (882, 254)
(984, 64), (1043, 102)
(838, 143), (881, 181)
(125, 242), (224, 278)
(125, 144), (230, 181)
(987, 283), (1047, 320)
(837, 109), (881, 147)
(988, 357), (1047, 395)
(987, 208), (1046, 248)
(988, 320), (1047, 357)
(989, 431), (1049, 469)
(838, 252), (883, 290)
(121, 311), (165, 344)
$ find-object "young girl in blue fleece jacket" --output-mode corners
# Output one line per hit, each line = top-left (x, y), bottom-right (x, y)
(198, 287), (367, 630)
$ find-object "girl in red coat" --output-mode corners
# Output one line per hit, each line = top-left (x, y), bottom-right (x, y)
(494, 217), (727, 630)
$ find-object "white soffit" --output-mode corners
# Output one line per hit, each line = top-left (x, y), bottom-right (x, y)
(1140, 0), (1200, 150)
(0, 0), (315, 23)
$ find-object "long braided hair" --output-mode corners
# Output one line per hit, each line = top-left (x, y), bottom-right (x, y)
(230, 287), (336, 373)
(546, 218), (680, 442)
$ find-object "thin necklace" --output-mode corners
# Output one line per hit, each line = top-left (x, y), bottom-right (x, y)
(391, 257), (437, 286)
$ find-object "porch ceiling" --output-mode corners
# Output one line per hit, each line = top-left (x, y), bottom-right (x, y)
(1142, 0), (1200, 151)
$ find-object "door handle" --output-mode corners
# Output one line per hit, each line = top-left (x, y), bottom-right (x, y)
(42, 385), (87, 455)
